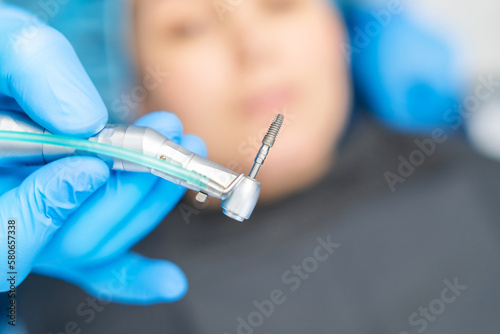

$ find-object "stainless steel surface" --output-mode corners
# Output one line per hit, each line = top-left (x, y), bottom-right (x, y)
(0, 110), (47, 166)
(221, 176), (261, 222)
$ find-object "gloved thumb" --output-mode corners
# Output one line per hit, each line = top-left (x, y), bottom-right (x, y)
(0, 4), (109, 137)
(0, 157), (109, 291)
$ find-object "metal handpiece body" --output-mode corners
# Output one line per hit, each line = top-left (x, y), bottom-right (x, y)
(0, 110), (260, 221)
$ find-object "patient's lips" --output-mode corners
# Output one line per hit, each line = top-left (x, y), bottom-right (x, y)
(243, 87), (292, 116)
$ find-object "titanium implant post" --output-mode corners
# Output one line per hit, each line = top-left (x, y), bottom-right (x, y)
(249, 114), (284, 179)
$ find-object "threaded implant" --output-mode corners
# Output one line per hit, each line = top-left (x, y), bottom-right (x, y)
(262, 114), (284, 147)
(248, 114), (284, 179)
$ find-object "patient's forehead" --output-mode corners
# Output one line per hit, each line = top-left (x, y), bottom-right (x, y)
(134, 0), (228, 26)
(135, 0), (304, 14)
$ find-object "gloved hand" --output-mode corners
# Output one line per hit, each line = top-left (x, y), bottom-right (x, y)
(0, 5), (205, 304)
(32, 111), (206, 305)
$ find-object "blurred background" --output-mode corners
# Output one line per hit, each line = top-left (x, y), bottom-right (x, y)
(412, 0), (500, 162)
(407, 0), (500, 75)
(347, 0), (500, 161)
(2, 0), (500, 333)
(351, 0), (500, 74)
(410, 0), (500, 161)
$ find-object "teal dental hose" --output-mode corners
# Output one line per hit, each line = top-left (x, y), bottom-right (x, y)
(0, 130), (210, 189)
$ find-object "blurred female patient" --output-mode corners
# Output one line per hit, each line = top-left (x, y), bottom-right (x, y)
(133, 0), (351, 201)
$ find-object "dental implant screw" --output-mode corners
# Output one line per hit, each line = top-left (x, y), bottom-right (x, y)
(248, 114), (284, 179)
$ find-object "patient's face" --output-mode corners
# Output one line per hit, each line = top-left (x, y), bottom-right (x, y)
(134, 0), (351, 201)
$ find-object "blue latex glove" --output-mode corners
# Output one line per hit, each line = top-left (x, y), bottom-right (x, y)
(0, 5), (206, 304)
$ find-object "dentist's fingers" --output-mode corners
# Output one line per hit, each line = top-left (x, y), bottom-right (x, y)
(0, 157), (109, 291)
(35, 252), (188, 304)
(87, 133), (207, 261)
(48, 173), (160, 261)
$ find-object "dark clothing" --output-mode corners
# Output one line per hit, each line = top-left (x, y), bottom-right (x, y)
(18, 116), (500, 333)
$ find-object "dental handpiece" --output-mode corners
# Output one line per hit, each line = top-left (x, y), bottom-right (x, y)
(0, 110), (283, 222)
